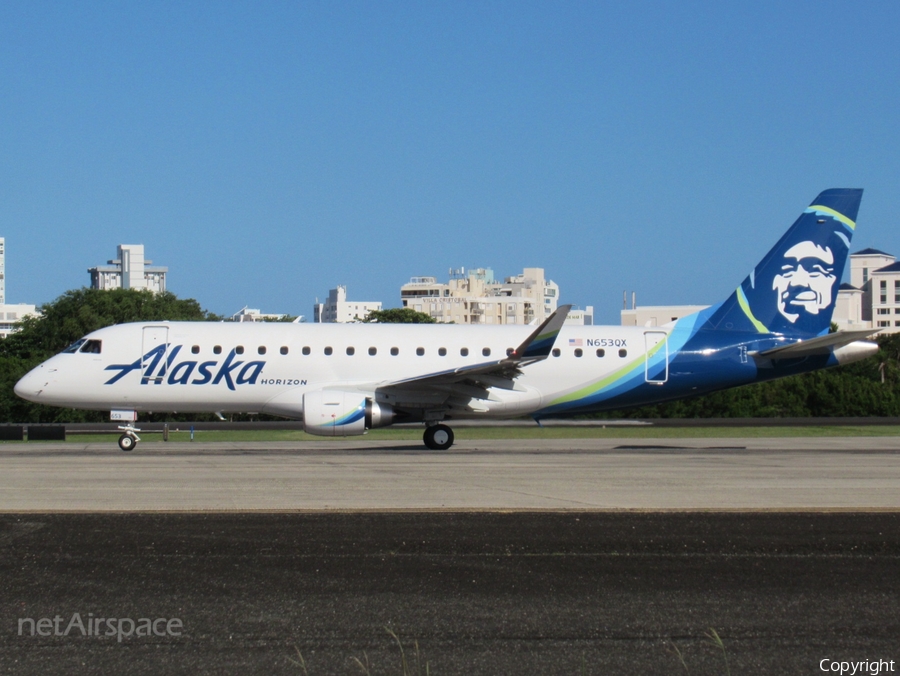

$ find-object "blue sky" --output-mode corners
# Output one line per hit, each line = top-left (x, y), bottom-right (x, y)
(2, 1), (898, 323)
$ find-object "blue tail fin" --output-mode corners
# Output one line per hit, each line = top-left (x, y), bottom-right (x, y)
(703, 188), (862, 336)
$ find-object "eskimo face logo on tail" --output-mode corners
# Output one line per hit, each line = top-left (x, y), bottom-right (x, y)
(772, 241), (836, 323)
(104, 345), (265, 391)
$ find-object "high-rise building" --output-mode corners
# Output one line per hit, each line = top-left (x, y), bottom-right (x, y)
(400, 267), (560, 325)
(88, 244), (168, 293)
(0, 237), (39, 338)
(314, 285), (382, 323)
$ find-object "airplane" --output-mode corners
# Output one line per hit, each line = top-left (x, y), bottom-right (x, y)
(15, 189), (878, 452)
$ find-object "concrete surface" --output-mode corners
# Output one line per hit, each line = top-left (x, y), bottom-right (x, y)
(0, 437), (898, 511)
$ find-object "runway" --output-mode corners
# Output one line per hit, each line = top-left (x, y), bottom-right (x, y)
(0, 436), (898, 511)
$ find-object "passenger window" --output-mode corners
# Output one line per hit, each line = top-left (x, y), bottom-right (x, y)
(258, 346), (266, 355)
(369, 347), (377, 356)
(324, 347), (333, 356)
(438, 347), (447, 356)
(552, 348), (561, 357)
(62, 339), (87, 354)
(460, 347), (469, 357)
(191, 345), (200, 354)
(390, 347), (399, 356)
(596, 349), (605, 358)
(416, 347), (425, 356)
(235, 346), (244, 355)
(574, 348), (583, 358)
(482, 347), (491, 357)
(79, 340), (102, 354)
(214, 346), (222, 355)
(618, 348), (627, 358)
(281, 346), (289, 355)
(302, 346), (310, 355)
(346, 346), (355, 356)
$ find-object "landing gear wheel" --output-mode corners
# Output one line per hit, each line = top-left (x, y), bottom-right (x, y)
(118, 434), (137, 452)
(423, 424), (454, 451)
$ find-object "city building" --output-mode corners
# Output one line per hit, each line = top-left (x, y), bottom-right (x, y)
(399, 267), (559, 325)
(621, 304), (709, 327)
(0, 303), (38, 339)
(847, 249), (895, 326)
(0, 237), (40, 338)
(314, 285), (382, 323)
(88, 244), (168, 293)
(833, 283), (866, 330)
(564, 306), (594, 326)
(231, 306), (299, 323)
(867, 261), (900, 331)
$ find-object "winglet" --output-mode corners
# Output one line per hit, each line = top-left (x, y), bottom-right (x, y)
(513, 305), (572, 361)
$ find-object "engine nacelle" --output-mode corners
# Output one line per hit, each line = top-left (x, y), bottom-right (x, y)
(302, 390), (394, 437)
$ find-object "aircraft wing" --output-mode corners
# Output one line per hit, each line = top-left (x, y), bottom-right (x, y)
(754, 329), (878, 359)
(376, 305), (571, 410)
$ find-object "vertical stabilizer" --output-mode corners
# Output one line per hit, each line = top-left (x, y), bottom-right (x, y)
(703, 188), (862, 336)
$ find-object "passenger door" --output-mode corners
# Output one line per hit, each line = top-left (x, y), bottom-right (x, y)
(141, 326), (169, 384)
(643, 330), (668, 384)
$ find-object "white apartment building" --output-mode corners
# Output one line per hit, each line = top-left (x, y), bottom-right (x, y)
(89, 244), (168, 293)
(0, 303), (38, 339)
(400, 267), (559, 325)
(621, 304), (709, 328)
(847, 249), (895, 326)
(868, 261), (900, 331)
(833, 283), (866, 330)
(0, 237), (40, 338)
(564, 306), (594, 326)
(231, 306), (295, 323)
(314, 285), (382, 323)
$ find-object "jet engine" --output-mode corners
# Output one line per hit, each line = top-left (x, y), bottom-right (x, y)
(302, 390), (394, 437)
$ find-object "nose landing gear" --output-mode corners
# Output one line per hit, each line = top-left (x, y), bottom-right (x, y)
(423, 423), (454, 451)
(117, 425), (141, 452)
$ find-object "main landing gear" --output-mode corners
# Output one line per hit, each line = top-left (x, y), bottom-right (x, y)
(423, 423), (454, 451)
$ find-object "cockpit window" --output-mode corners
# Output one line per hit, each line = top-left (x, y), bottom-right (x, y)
(79, 340), (102, 354)
(62, 339), (87, 354)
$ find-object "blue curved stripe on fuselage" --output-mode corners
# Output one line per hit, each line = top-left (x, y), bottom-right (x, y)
(534, 303), (839, 417)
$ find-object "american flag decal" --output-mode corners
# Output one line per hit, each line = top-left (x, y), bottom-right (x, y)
(568, 338), (583, 347)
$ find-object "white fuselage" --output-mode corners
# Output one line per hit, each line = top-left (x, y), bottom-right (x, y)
(14, 321), (656, 420)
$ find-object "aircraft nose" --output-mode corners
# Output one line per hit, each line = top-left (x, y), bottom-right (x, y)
(14, 365), (45, 402)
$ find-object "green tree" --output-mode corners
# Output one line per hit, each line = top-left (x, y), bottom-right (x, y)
(362, 308), (436, 323)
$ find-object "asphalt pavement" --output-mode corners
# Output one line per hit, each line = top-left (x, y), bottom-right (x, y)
(1, 511), (898, 675)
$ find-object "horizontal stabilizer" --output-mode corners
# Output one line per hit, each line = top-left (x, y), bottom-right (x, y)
(755, 329), (877, 359)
